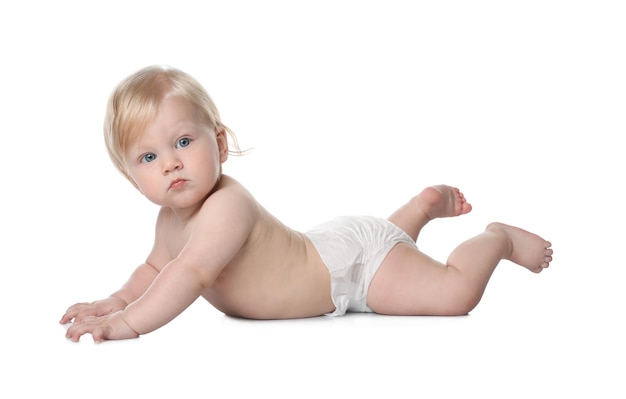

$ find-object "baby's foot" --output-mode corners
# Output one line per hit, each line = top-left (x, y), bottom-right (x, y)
(487, 222), (553, 273)
(416, 185), (472, 220)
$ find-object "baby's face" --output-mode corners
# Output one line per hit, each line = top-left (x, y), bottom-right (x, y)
(124, 96), (228, 210)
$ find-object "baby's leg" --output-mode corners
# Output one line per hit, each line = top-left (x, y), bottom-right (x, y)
(388, 185), (472, 242)
(367, 223), (553, 316)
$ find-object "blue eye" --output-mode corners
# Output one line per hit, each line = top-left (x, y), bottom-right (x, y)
(141, 153), (157, 163)
(176, 137), (191, 148)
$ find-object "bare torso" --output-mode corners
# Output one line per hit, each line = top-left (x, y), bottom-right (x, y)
(150, 175), (335, 319)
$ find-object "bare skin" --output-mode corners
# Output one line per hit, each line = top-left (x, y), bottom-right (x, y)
(61, 180), (552, 341)
(60, 96), (553, 342)
(368, 186), (553, 316)
(387, 185), (473, 241)
(61, 176), (337, 341)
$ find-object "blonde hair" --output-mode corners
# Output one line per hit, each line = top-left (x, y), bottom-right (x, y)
(104, 65), (242, 182)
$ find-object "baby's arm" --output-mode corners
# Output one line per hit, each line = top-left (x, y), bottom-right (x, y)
(65, 187), (256, 341)
(122, 192), (255, 334)
(60, 208), (170, 325)
(59, 262), (159, 324)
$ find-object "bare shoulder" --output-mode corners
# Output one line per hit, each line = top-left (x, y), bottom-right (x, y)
(147, 175), (260, 271)
(157, 175), (264, 286)
(184, 175), (260, 259)
(197, 175), (260, 224)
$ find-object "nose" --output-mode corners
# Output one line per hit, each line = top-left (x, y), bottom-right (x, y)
(162, 152), (183, 174)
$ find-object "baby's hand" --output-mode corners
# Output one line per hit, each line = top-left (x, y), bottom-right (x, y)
(65, 310), (139, 343)
(59, 296), (128, 325)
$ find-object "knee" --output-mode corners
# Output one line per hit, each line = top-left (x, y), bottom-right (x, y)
(438, 291), (482, 316)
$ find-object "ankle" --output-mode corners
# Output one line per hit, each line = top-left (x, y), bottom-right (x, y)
(409, 195), (433, 221)
(485, 223), (513, 260)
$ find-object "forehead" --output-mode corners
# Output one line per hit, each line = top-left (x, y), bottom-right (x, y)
(152, 96), (200, 126)
(130, 96), (203, 146)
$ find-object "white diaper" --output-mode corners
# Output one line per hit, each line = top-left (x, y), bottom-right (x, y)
(305, 216), (415, 316)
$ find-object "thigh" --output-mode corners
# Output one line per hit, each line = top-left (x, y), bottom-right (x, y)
(367, 243), (461, 315)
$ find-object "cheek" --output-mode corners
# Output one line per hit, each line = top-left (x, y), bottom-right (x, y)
(126, 168), (148, 193)
(133, 179), (144, 194)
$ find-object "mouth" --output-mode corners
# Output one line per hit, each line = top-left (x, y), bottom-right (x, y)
(169, 178), (187, 190)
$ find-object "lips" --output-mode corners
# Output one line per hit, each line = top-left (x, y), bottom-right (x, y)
(169, 178), (187, 190)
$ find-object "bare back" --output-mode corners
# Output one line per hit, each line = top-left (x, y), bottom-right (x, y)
(148, 175), (335, 319)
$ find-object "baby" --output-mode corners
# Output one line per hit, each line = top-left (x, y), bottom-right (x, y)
(60, 65), (553, 342)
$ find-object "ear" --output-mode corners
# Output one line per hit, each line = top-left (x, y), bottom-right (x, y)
(216, 128), (229, 163)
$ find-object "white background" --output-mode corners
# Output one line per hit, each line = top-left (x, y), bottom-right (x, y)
(1, 1), (624, 398)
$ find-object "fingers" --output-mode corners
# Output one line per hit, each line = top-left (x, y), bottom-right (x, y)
(65, 317), (113, 343)
(59, 302), (87, 324)
(61, 297), (130, 325)
(92, 326), (112, 343)
(65, 311), (139, 343)
(65, 316), (97, 342)
(59, 302), (98, 324)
